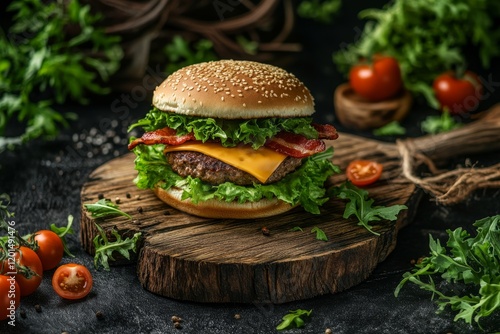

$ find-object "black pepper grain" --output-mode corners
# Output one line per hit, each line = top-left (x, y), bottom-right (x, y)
(126, 193), (131, 199)
(20, 309), (27, 318)
(95, 311), (104, 320)
(98, 193), (104, 200)
(261, 227), (270, 236)
(34, 304), (42, 313)
(137, 206), (143, 214)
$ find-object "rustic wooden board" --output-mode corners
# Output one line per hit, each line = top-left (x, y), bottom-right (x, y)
(80, 132), (420, 304)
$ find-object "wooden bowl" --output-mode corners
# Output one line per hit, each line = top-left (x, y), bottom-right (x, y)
(334, 83), (412, 130)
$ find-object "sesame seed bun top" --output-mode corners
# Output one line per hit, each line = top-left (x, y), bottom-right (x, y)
(152, 60), (315, 119)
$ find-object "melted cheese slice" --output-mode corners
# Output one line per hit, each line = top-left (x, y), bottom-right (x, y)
(164, 142), (287, 183)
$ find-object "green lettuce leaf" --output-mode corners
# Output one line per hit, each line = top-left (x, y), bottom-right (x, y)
(131, 144), (340, 214)
(128, 107), (318, 149)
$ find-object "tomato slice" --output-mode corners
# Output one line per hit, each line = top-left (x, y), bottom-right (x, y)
(346, 160), (383, 186)
(52, 263), (93, 300)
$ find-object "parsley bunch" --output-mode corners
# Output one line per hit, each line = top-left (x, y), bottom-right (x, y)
(333, 0), (500, 108)
(395, 215), (500, 328)
(0, 0), (123, 152)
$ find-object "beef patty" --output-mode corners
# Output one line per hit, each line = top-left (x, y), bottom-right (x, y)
(166, 151), (302, 186)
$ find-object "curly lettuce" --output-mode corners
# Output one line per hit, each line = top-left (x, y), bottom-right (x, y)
(131, 144), (340, 214)
(128, 107), (319, 149)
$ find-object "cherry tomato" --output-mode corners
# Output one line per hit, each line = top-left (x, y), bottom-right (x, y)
(433, 70), (482, 115)
(3, 247), (43, 297)
(52, 263), (93, 300)
(346, 160), (383, 186)
(349, 55), (403, 102)
(31, 230), (64, 271)
(0, 275), (20, 321)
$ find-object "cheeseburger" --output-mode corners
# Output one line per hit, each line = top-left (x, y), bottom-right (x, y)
(128, 60), (339, 218)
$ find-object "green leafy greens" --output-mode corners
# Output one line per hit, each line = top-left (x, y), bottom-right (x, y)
(0, 0), (122, 151)
(373, 121), (406, 137)
(276, 309), (312, 330)
(331, 181), (407, 235)
(84, 199), (132, 219)
(50, 214), (76, 257)
(311, 226), (328, 241)
(333, 0), (500, 108)
(421, 111), (462, 134)
(395, 215), (500, 328)
(129, 108), (319, 149)
(297, 0), (342, 24)
(164, 35), (217, 75)
(93, 223), (141, 271)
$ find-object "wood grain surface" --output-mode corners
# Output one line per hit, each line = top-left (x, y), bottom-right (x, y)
(80, 132), (420, 304)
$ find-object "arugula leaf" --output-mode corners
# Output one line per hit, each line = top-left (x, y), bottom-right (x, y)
(311, 226), (328, 241)
(395, 215), (500, 328)
(373, 121), (406, 136)
(297, 0), (342, 24)
(276, 309), (312, 330)
(93, 223), (142, 270)
(84, 199), (131, 219)
(50, 215), (75, 257)
(132, 144), (340, 215)
(164, 35), (217, 74)
(289, 226), (304, 232)
(331, 181), (407, 235)
(421, 110), (462, 134)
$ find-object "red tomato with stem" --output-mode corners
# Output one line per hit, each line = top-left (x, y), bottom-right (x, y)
(6, 247), (43, 297)
(433, 70), (482, 115)
(349, 55), (403, 102)
(52, 263), (93, 300)
(346, 160), (383, 187)
(0, 275), (20, 321)
(31, 230), (64, 271)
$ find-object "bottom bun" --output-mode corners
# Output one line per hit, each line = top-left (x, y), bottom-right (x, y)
(153, 186), (296, 219)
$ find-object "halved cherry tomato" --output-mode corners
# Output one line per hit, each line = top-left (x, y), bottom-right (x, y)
(31, 230), (64, 271)
(432, 70), (482, 115)
(0, 275), (20, 321)
(349, 55), (403, 102)
(2, 246), (43, 297)
(52, 263), (93, 300)
(346, 160), (383, 186)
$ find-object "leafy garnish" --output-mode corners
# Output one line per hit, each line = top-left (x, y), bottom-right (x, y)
(395, 215), (500, 328)
(93, 223), (142, 271)
(297, 0), (342, 24)
(50, 215), (75, 257)
(311, 226), (328, 241)
(289, 226), (304, 232)
(331, 181), (407, 235)
(421, 110), (462, 134)
(373, 121), (406, 136)
(164, 35), (217, 75)
(0, 0), (122, 151)
(84, 199), (131, 219)
(276, 309), (312, 330)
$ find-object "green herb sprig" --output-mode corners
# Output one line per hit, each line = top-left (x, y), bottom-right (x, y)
(164, 35), (217, 75)
(297, 0), (342, 24)
(84, 199), (131, 219)
(331, 181), (407, 235)
(311, 226), (328, 241)
(421, 110), (462, 134)
(50, 215), (75, 257)
(395, 215), (500, 328)
(93, 223), (141, 271)
(373, 121), (406, 137)
(276, 309), (312, 330)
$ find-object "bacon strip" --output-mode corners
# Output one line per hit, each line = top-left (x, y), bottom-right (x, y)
(264, 132), (326, 158)
(313, 123), (339, 140)
(128, 123), (338, 159)
(128, 128), (195, 150)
